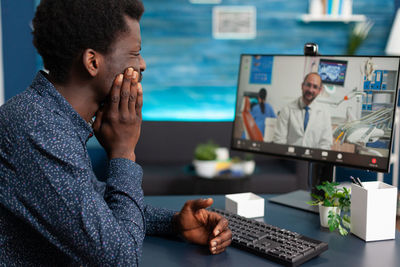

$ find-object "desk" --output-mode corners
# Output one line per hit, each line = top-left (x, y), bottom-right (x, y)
(143, 195), (400, 267)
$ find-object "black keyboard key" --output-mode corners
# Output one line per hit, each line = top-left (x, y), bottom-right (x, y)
(267, 249), (281, 257)
(291, 253), (304, 263)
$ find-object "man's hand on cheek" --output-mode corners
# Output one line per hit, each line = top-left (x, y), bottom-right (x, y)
(92, 67), (143, 162)
(174, 198), (232, 254)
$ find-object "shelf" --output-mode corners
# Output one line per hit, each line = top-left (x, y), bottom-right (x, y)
(300, 14), (367, 23)
(363, 90), (395, 93)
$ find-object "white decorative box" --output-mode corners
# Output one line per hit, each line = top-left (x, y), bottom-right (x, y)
(351, 181), (398, 242)
(225, 192), (265, 218)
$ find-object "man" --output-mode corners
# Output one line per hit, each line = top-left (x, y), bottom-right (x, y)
(0, 0), (231, 266)
(273, 72), (332, 150)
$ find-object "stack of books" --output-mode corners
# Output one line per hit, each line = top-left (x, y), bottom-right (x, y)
(304, 0), (364, 22)
(319, 0), (350, 16)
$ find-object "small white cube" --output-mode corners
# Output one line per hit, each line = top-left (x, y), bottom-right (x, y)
(225, 192), (265, 218)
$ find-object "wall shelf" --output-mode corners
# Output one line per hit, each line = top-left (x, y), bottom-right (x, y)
(300, 14), (367, 23)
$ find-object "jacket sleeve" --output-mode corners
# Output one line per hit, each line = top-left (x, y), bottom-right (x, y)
(318, 109), (333, 150)
(93, 178), (177, 236)
(144, 205), (177, 235)
(273, 106), (289, 144)
(10, 125), (149, 266)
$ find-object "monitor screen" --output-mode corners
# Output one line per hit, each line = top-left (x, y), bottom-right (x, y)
(231, 55), (400, 172)
(318, 59), (347, 86)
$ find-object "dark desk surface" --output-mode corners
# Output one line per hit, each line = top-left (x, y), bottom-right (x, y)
(143, 195), (400, 267)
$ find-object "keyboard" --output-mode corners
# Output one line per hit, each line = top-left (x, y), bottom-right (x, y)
(210, 208), (328, 267)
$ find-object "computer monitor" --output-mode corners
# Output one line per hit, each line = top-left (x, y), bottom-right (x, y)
(232, 55), (400, 174)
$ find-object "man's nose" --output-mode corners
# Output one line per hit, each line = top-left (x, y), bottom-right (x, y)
(139, 55), (146, 72)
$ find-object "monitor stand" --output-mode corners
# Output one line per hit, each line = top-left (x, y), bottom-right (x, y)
(269, 162), (335, 214)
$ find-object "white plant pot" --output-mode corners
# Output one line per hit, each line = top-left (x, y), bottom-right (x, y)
(319, 205), (340, 228)
(215, 147), (229, 161)
(243, 160), (255, 175)
(193, 160), (217, 179)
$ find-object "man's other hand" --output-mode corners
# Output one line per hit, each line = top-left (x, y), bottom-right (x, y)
(174, 198), (232, 254)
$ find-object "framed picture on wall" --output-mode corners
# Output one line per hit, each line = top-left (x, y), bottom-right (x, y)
(190, 0), (221, 3)
(212, 6), (256, 39)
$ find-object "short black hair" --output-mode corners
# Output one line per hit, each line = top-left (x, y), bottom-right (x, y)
(32, 0), (144, 83)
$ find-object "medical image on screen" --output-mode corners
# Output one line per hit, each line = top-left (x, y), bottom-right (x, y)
(318, 59), (347, 86)
(232, 55), (400, 171)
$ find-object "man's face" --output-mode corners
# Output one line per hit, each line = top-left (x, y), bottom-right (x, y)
(301, 74), (322, 106)
(97, 16), (146, 101)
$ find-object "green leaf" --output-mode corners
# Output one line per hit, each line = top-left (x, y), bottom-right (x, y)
(310, 193), (322, 201)
(324, 199), (333, 207)
(338, 224), (348, 236)
(343, 187), (350, 195)
(327, 210), (340, 232)
(194, 141), (218, 160)
(306, 200), (320, 206)
(342, 215), (351, 229)
(316, 184), (324, 190)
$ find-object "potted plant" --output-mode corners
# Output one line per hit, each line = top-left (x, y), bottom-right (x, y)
(346, 20), (374, 55)
(229, 153), (256, 177)
(193, 141), (218, 178)
(229, 156), (244, 177)
(307, 181), (351, 236)
(242, 153), (255, 175)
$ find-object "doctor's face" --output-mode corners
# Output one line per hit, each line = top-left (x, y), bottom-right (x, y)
(301, 73), (322, 106)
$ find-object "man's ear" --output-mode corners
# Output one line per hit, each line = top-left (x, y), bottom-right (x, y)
(82, 49), (102, 77)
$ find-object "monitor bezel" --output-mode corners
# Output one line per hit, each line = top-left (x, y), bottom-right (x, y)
(231, 54), (400, 173)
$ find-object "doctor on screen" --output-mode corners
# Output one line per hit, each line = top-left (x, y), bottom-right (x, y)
(273, 72), (333, 150)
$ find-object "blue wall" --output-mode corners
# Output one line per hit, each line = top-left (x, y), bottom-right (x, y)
(2, 0), (397, 121)
(139, 0), (396, 121)
(1, 0), (36, 100)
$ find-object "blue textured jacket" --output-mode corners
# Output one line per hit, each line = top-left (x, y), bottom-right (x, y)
(0, 72), (176, 266)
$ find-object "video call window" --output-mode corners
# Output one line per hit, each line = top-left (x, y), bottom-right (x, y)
(232, 55), (400, 172)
